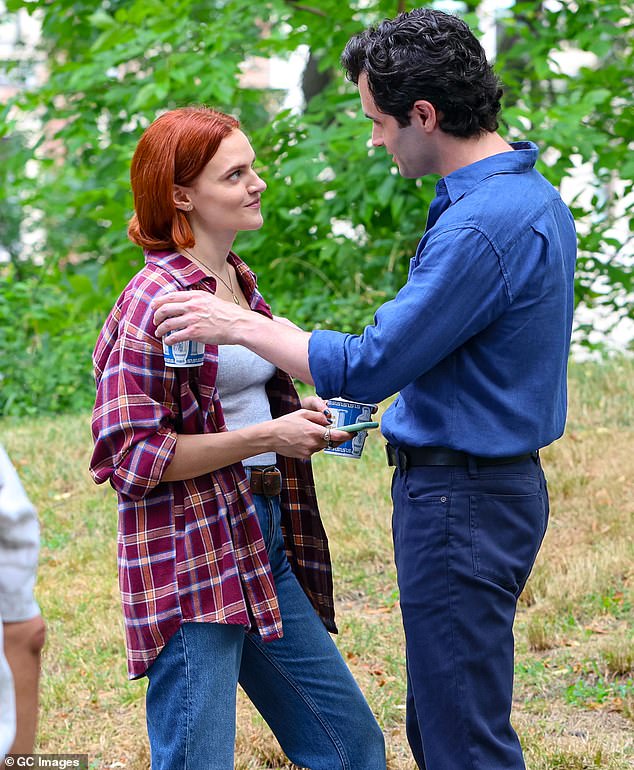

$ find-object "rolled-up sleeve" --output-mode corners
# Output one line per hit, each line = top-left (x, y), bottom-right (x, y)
(308, 329), (349, 400)
(309, 227), (510, 404)
(90, 288), (178, 501)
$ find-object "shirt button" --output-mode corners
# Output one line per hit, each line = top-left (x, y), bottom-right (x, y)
(440, 496), (447, 503)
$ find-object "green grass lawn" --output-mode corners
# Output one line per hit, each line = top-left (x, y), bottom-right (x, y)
(2, 357), (633, 769)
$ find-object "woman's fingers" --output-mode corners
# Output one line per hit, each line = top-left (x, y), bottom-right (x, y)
(297, 408), (330, 425)
(329, 429), (352, 444)
(270, 410), (354, 460)
(300, 395), (326, 412)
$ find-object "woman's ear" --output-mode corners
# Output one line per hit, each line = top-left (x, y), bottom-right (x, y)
(173, 185), (193, 212)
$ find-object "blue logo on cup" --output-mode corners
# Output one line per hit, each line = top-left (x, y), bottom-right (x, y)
(324, 398), (376, 459)
(163, 335), (205, 368)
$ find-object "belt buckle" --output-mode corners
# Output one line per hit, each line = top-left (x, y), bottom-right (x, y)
(261, 466), (282, 497)
(386, 444), (409, 471)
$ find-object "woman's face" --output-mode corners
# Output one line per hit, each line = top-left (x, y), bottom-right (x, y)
(174, 129), (267, 236)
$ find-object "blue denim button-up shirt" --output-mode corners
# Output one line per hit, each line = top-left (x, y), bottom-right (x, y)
(309, 142), (577, 456)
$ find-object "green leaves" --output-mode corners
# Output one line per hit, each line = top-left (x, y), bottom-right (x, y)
(1, 0), (632, 415)
(0, 269), (100, 416)
(496, 0), (633, 334)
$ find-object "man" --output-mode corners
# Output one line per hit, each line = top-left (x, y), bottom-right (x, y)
(0, 445), (46, 761)
(151, 8), (576, 768)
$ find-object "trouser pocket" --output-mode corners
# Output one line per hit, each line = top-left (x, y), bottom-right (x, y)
(253, 494), (274, 550)
(470, 490), (547, 595)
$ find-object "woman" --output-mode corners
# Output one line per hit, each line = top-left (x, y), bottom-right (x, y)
(89, 106), (385, 770)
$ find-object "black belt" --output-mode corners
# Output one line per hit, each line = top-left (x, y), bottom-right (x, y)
(386, 444), (537, 471)
(248, 466), (282, 497)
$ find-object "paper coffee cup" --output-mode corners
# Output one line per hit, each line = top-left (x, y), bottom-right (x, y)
(324, 397), (377, 459)
(162, 334), (205, 368)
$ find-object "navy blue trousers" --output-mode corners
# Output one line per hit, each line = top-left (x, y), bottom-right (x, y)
(391, 455), (549, 770)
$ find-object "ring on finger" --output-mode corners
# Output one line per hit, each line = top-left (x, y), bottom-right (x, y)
(322, 428), (331, 445)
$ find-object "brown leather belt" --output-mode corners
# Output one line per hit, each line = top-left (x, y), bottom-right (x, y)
(386, 444), (538, 471)
(248, 466), (282, 497)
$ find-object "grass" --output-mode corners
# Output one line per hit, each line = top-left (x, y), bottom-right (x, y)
(1, 356), (633, 769)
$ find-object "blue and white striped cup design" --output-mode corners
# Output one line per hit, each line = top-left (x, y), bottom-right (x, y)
(324, 398), (376, 459)
(162, 334), (205, 368)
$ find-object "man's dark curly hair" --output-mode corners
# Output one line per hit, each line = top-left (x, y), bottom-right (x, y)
(341, 7), (503, 137)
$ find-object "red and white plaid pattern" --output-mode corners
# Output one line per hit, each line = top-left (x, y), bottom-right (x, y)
(90, 250), (335, 678)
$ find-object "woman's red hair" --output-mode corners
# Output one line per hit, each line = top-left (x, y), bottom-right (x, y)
(128, 106), (240, 250)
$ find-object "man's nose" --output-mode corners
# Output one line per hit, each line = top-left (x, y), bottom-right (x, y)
(371, 125), (384, 147)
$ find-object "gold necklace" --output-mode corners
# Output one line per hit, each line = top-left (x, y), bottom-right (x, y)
(182, 248), (240, 305)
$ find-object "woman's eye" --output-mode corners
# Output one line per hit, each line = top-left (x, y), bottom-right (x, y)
(229, 169), (242, 180)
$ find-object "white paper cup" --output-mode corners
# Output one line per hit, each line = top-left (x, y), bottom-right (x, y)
(324, 397), (377, 459)
(162, 334), (205, 368)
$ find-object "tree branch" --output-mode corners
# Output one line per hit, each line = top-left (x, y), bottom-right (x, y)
(285, 0), (328, 18)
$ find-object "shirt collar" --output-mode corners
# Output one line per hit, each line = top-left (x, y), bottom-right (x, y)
(145, 249), (258, 299)
(440, 141), (539, 203)
(145, 249), (206, 287)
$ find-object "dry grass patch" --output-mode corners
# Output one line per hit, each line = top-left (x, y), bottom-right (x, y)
(601, 635), (634, 678)
(516, 705), (633, 770)
(520, 429), (633, 618)
(0, 358), (632, 768)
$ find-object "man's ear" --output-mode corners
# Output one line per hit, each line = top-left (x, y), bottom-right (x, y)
(412, 100), (439, 133)
(173, 185), (193, 212)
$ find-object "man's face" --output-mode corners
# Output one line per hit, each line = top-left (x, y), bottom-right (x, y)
(358, 72), (430, 179)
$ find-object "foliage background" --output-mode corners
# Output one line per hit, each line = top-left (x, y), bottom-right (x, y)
(0, 0), (632, 416)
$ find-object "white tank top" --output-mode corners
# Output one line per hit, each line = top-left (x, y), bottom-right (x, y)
(215, 345), (278, 467)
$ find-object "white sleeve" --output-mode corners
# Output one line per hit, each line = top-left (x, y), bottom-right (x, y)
(0, 445), (40, 622)
(0, 620), (16, 760)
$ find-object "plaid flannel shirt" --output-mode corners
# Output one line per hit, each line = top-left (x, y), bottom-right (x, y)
(90, 250), (336, 678)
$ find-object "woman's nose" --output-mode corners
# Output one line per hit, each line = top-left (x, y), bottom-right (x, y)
(249, 173), (267, 193)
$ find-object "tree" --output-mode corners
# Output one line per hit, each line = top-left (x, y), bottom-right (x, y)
(0, 0), (632, 415)
(495, 0), (633, 346)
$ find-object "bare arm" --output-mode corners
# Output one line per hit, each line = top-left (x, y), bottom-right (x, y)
(232, 311), (312, 383)
(161, 407), (349, 481)
(152, 291), (313, 384)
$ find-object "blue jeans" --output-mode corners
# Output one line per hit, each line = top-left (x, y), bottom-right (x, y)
(146, 493), (385, 769)
(392, 455), (549, 770)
